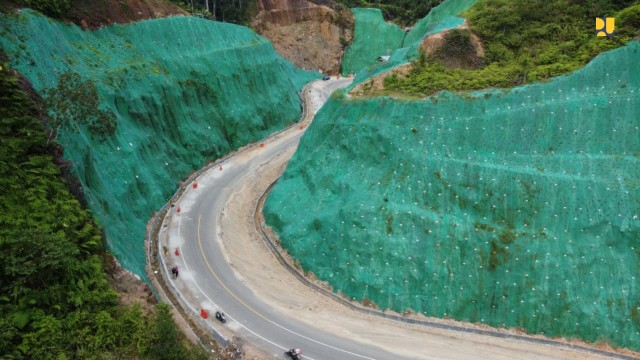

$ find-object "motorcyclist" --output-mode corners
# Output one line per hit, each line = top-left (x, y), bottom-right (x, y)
(285, 348), (302, 360)
(215, 311), (226, 323)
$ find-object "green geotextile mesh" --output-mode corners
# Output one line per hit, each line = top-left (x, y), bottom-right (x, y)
(265, 42), (640, 349)
(0, 10), (317, 281)
(340, 8), (406, 75)
(341, 0), (477, 77)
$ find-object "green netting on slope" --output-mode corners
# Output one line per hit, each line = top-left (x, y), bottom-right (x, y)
(340, 8), (406, 75)
(341, 0), (477, 78)
(265, 42), (640, 350)
(0, 10), (318, 281)
(344, 16), (465, 91)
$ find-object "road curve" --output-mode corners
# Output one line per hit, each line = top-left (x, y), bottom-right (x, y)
(160, 78), (400, 360)
(156, 78), (636, 360)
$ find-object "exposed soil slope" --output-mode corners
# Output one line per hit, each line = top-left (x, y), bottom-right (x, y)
(2, 0), (185, 28)
(66, 0), (186, 29)
(253, 0), (353, 74)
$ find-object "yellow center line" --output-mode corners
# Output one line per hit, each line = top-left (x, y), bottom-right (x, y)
(197, 215), (273, 322)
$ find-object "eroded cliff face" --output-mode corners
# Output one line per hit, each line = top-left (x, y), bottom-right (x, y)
(253, 0), (353, 74)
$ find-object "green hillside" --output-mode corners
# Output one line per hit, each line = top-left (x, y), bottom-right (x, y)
(265, 39), (640, 350)
(381, 0), (640, 96)
(0, 63), (205, 360)
(0, 11), (316, 280)
(341, 0), (476, 79)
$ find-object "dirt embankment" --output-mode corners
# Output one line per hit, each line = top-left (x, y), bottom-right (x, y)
(66, 0), (186, 29)
(3, 0), (186, 29)
(253, 0), (353, 75)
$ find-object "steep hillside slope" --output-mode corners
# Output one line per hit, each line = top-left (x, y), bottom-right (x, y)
(374, 0), (639, 97)
(0, 63), (206, 360)
(265, 41), (640, 350)
(253, 0), (353, 74)
(341, 0), (476, 77)
(0, 11), (317, 280)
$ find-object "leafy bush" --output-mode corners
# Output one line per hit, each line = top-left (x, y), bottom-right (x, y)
(618, 3), (640, 31)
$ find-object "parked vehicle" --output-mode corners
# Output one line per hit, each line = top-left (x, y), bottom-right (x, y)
(322, 76), (330, 81)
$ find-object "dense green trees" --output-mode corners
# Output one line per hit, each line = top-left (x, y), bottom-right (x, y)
(332, 0), (444, 26)
(380, 0), (640, 96)
(164, 0), (441, 26)
(13, 0), (71, 18)
(168, 0), (257, 24)
(0, 64), (205, 359)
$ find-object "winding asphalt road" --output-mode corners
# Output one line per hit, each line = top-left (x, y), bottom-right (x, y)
(157, 78), (635, 360)
(162, 78), (402, 360)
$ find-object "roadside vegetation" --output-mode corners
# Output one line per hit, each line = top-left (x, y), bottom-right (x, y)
(379, 0), (640, 97)
(0, 63), (207, 360)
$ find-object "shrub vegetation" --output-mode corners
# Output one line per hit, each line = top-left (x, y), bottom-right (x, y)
(381, 0), (640, 97)
(0, 63), (206, 359)
(332, 0), (445, 26)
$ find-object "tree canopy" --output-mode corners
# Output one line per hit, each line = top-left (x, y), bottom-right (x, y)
(0, 63), (205, 359)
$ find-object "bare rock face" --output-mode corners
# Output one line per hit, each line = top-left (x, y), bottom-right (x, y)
(253, 0), (353, 75)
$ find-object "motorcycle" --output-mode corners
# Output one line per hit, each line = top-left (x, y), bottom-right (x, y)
(284, 348), (302, 360)
(215, 311), (226, 323)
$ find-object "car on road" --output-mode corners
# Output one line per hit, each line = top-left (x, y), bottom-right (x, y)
(322, 75), (330, 81)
